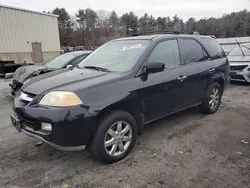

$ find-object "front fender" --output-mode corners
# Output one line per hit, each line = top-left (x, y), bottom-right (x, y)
(82, 77), (144, 116)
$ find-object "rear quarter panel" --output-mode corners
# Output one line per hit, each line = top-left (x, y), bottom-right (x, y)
(212, 57), (230, 89)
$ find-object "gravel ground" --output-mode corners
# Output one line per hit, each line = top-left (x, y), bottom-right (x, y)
(0, 78), (250, 188)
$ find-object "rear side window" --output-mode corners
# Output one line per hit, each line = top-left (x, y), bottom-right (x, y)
(201, 38), (226, 59)
(180, 39), (209, 64)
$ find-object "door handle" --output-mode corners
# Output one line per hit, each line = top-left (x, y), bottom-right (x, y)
(178, 75), (187, 82)
(208, 68), (215, 73)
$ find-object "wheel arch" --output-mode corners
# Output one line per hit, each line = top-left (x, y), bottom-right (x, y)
(95, 98), (145, 135)
(211, 73), (226, 92)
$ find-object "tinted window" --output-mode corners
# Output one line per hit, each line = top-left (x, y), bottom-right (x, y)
(180, 39), (208, 64)
(148, 40), (180, 69)
(201, 38), (226, 59)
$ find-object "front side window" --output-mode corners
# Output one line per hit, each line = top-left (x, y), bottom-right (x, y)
(148, 40), (180, 69)
(78, 40), (150, 72)
(180, 39), (208, 64)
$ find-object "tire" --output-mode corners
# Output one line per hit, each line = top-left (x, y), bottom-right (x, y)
(199, 82), (222, 114)
(89, 110), (137, 163)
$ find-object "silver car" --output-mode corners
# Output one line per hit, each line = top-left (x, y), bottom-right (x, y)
(228, 43), (250, 82)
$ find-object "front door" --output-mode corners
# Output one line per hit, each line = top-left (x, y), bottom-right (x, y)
(32, 43), (43, 63)
(141, 39), (184, 122)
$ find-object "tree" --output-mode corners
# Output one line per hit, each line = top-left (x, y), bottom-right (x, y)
(52, 7), (250, 46)
(121, 12), (138, 36)
(172, 15), (179, 25)
(109, 11), (120, 28)
(148, 15), (156, 31)
(139, 13), (150, 32)
(52, 8), (70, 27)
(156, 17), (167, 31)
(96, 10), (110, 28)
(76, 8), (97, 45)
(186, 17), (196, 34)
(108, 11), (121, 37)
(76, 8), (97, 30)
(85, 8), (98, 30)
(166, 16), (173, 28)
(76, 9), (86, 29)
(52, 8), (73, 46)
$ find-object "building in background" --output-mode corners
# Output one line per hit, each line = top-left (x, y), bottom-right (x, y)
(0, 4), (60, 64)
(217, 37), (250, 55)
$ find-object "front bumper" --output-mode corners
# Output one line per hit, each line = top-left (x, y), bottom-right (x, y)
(22, 129), (86, 151)
(230, 65), (250, 83)
(11, 95), (97, 151)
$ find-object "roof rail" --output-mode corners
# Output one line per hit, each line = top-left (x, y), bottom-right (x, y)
(133, 30), (185, 36)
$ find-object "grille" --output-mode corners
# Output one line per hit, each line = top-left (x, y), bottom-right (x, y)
(18, 115), (40, 130)
(230, 75), (245, 80)
(230, 65), (248, 71)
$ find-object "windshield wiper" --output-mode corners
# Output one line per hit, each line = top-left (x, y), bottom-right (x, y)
(84, 66), (111, 72)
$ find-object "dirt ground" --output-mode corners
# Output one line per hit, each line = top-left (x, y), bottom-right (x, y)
(0, 78), (250, 188)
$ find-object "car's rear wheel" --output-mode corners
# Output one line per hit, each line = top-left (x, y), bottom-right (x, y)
(200, 82), (222, 114)
(89, 110), (137, 163)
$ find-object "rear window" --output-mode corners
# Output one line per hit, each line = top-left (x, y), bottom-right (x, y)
(201, 38), (226, 59)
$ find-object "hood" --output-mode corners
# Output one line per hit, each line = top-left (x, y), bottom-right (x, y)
(22, 68), (123, 95)
(13, 65), (53, 83)
(228, 56), (250, 65)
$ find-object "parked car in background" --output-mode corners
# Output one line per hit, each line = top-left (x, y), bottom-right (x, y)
(228, 43), (250, 82)
(9, 51), (91, 95)
(10, 34), (229, 163)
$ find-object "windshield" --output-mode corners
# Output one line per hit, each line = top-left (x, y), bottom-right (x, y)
(45, 53), (76, 69)
(229, 46), (250, 56)
(78, 40), (150, 72)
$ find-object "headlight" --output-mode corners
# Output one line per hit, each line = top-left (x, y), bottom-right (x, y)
(39, 91), (82, 107)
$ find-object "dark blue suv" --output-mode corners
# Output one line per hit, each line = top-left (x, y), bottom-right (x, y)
(11, 34), (230, 163)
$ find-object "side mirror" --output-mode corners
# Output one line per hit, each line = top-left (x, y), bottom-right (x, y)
(144, 62), (165, 74)
(66, 64), (73, 68)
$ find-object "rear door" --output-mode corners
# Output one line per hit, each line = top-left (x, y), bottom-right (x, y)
(177, 38), (215, 107)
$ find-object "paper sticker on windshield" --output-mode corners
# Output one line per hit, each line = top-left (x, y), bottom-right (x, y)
(122, 44), (142, 51)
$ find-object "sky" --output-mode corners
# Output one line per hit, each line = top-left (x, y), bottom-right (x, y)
(1, 0), (250, 20)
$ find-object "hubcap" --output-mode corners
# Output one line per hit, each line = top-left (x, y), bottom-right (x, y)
(209, 88), (220, 110)
(104, 121), (132, 157)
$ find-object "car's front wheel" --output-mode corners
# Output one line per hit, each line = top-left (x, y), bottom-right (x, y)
(200, 82), (222, 114)
(89, 110), (137, 163)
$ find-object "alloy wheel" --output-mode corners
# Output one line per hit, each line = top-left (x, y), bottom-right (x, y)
(209, 88), (220, 110)
(104, 121), (132, 157)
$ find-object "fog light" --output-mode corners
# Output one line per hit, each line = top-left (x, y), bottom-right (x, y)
(41, 122), (52, 132)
